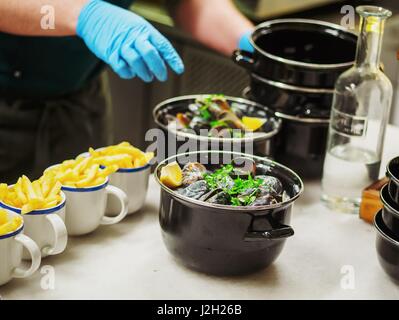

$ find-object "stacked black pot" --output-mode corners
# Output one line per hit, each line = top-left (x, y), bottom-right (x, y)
(233, 19), (358, 178)
(375, 157), (399, 282)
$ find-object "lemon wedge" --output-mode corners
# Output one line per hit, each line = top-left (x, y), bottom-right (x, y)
(242, 116), (267, 132)
(160, 162), (183, 188)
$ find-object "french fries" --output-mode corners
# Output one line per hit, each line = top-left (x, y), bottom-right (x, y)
(0, 209), (22, 236)
(88, 142), (154, 169)
(0, 142), (151, 215)
(0, 176), (63, 214)
(44, 156), (119, 189)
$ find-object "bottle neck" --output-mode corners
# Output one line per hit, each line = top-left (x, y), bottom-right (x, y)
(355, 16), (385, 70)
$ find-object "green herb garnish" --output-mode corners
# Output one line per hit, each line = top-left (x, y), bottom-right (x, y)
(203, 164), (264, 206)
(199, 105), (211, 120)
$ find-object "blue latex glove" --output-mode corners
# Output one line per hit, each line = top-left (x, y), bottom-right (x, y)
(238, 30), (254, 53)
(77, 0), (184, 82)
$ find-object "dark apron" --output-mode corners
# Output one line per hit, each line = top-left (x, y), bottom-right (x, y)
(0, 73), (113, 183)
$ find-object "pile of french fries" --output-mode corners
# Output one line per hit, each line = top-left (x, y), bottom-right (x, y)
(88, 142), (154, 169)
(44, 157), (119, 188)
(0, 209), (22, 236)
(0, 175), (62, 214)
(0, 142), (152, 216)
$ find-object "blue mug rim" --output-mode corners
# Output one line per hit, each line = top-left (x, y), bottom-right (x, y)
(61, 179), (109, 193)
(0, 210), (24, 240)
(0, 189), (66, 216)
(100, 163), (151, 173)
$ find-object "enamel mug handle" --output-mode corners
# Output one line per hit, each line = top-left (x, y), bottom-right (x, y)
(12, 234), (41, 278)
(101, 185), (128, 225)
(42, 214), (68, 256)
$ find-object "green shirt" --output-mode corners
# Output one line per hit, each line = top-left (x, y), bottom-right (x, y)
(0, 0), (133, 98)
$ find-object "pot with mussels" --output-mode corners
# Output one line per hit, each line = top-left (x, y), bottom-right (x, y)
(155, 151), (303, 276)
(153, 95), (281, 160)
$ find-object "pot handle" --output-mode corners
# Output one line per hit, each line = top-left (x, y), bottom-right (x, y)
(232, 50), (254, 70)
(244, 216), (294, 241)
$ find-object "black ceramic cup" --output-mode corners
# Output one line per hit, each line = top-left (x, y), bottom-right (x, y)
(374, 210), (399, 283)
(154, 150), (304, 276)
(380, 184), (399, 237)
(387, 157), (399, 205)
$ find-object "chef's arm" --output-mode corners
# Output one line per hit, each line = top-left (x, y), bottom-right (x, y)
(171, 0), (254, 55)
(0, 0), (88, 36)
(0, 0), (184, 81)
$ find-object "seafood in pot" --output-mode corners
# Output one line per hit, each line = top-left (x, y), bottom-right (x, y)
(165, 95), (271, 138)
(160, 158), (289, 207)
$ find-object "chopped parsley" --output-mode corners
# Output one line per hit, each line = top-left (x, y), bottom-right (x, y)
(203, 164), (264, 206)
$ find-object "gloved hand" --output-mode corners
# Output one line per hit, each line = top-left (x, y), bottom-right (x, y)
(238, 30), (254, 53)
(77, 0), (184, 82)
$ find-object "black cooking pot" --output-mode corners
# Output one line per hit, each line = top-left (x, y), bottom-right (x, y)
(243, 88), (329, 178)
(153, 95), (281, 160)
(233, 19), (357, 88)
(387, 157), (399, 205)
(155, 151), (304, 276)
(248, 73), (334, 118)
(274, 113), (329, 179)
(375, 210), (399, 283)
(381, 184), (399, 236)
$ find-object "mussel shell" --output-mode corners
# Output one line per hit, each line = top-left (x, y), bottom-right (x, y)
(181, 180), (209, 200)
(251, 194), (280, 207)
(255, 164), (272, 176)
(256, 176), (284, 196)
(182, 162), (207, 186)
(231, 157), (256, 178)
(189, 116), (210, 133)
(206, 191), (230, 205)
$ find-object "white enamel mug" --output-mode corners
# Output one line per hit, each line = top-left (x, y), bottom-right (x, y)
(0, 210), (41, 286)
(106, 165), (151, 216)
(78, 151), (151, 216)
(62, 178), (128, 236)
(0, 191), (68, 260)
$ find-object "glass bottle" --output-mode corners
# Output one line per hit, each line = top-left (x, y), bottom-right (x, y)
(321, 6), (393, 214)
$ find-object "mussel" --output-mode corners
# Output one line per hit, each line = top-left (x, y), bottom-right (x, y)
(180, 180), (209, 200)
(182, 162), (207, 186)
(189, 116), (210, 133)
(199, 188), (230, 205)
(231, 157), (256, 178)
(251, 194), (279, 207)
(255, 164), (272, 176)
(257, 176), (284, 196)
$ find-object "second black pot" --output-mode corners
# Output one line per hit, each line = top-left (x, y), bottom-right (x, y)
(381, 184), (399, 237)
(387, 157), (399, 205)
(375, 210), (399, 283)
(153, 95), (281, 161)
(155, 151), (304, 276)
(249, 73), (334, 119)
(243, 88), (329, 179)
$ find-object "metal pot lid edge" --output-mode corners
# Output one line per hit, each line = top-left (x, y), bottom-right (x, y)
(249, 18), (357, 70)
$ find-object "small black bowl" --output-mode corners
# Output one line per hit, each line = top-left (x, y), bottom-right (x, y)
(374, 210), (399, 283)
(381, 184), (399, 236)
(387, 157), (399, 205)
